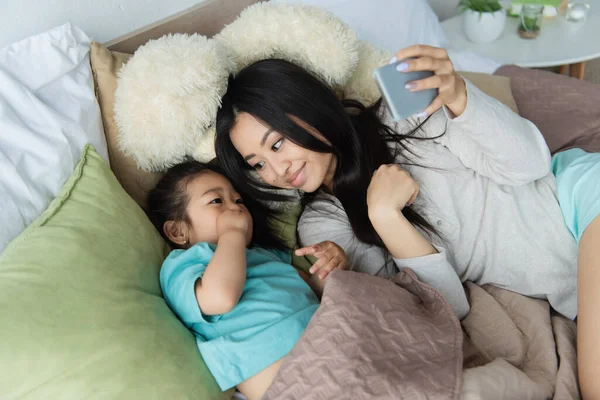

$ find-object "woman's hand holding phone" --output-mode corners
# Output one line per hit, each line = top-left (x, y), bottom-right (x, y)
(391, 45), (467, 118)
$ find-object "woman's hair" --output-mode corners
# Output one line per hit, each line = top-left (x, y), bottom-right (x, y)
(215, 59), (439, 250)
(146, 160), (287, 250)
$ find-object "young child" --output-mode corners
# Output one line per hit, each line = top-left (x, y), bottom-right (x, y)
(146, 161), (346, 400)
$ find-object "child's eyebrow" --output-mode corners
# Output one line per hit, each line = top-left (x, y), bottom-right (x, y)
(201, 187), (224, 197)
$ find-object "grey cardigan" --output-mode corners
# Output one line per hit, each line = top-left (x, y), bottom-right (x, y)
(298, 80), (578, 320)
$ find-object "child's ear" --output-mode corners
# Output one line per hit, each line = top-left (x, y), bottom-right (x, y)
(163, 220), (188, 246)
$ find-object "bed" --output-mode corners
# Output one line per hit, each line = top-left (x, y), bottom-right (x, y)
(2, 0), (598, 398)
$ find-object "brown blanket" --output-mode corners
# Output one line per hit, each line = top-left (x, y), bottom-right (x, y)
(263, 271), (579, 400)
(461, 283), (579, 400)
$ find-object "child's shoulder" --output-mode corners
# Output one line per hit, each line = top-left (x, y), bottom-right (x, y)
(161, 242), (215, 275)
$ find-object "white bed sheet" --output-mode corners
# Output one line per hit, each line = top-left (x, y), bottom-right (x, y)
(0, 23), (108, 252)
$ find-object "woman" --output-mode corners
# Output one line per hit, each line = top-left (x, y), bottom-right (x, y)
(215, 45), (600, 398)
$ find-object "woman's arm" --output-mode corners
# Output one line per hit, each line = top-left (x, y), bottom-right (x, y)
(395, 248), (470, 319)
(371, 211), (470, 319)
(368, 165), (470, 319)
(393, 45), (551, 186)
(433, 80), (551, 185)
(298, 194), (470, 318)
(369, 202), (437, 259)
(298, 197), (396, 278)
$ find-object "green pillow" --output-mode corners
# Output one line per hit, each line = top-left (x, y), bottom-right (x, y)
(0, 145), (231, 399)
(271, 203), (315, 274)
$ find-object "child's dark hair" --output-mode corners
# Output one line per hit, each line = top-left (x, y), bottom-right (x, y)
(147, 160), (288, 251)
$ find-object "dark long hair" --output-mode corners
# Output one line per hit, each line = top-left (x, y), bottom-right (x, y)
(146, 160), (287, 251)
(215, 59), (438, 249)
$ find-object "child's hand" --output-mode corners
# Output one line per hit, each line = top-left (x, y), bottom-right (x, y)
(295, 241), (347, 280)
(217, 209), (251, 239)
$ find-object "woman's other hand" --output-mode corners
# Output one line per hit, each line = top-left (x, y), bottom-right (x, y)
(367, 164), (419, 225)
(392, 44), (467, 118)
(295, 241), (347, 280)
(366, 165), (437, 260)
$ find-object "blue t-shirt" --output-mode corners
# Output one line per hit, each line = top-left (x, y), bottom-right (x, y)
(160, 242), (319, 390)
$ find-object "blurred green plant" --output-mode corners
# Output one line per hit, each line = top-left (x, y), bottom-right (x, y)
(459, 0), (503, 14)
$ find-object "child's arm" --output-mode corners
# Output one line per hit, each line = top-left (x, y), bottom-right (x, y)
(295, 241), (348, 298)
(195, 211), (250, 315)
(295, 268), (324, 299)
(306, 274), (325, 299)
(295, 241), (347, 279)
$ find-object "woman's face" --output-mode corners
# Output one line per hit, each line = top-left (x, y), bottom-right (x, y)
(229, 112), (336, 192)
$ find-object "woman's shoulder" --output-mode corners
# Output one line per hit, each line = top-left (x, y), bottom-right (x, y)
(298, 192), (353, 241)
(299, 192), (345, 220)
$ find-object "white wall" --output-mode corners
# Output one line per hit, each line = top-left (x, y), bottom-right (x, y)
(0, 0), (209, 48)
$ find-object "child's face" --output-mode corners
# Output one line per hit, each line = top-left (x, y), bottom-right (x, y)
(182, 171), (253, 246)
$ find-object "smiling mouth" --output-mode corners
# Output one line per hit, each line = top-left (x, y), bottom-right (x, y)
(287, 164), (305, 188)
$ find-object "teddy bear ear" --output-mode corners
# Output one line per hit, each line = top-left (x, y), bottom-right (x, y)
(114, 33), (234, 172)
(344, 41), (393, 106)
(215, 2), (360, 89)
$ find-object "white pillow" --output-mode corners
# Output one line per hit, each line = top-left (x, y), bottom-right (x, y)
(0, 23), (108, 252)
(271, 0), (501, 74)
(272, 0), (448, 52)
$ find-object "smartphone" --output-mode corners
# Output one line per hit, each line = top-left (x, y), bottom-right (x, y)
(373, 59), (438, 121)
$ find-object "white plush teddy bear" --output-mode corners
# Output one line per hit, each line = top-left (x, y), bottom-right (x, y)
(114, 2), (390, 172)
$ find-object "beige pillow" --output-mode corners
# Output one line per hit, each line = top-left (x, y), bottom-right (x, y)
(496, 64), (600, 154)
(460, 71), (519, 114)
(90, 41), (162, 209)
(90, 41), (518, 210)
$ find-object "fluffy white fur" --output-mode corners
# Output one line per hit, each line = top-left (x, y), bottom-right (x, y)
(216, 3), (359, 88)
(114, 34), (234, 171)
(115, 3), (388, 171)
(344, 41), (391, 106)
(191, 126), (217, 163)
